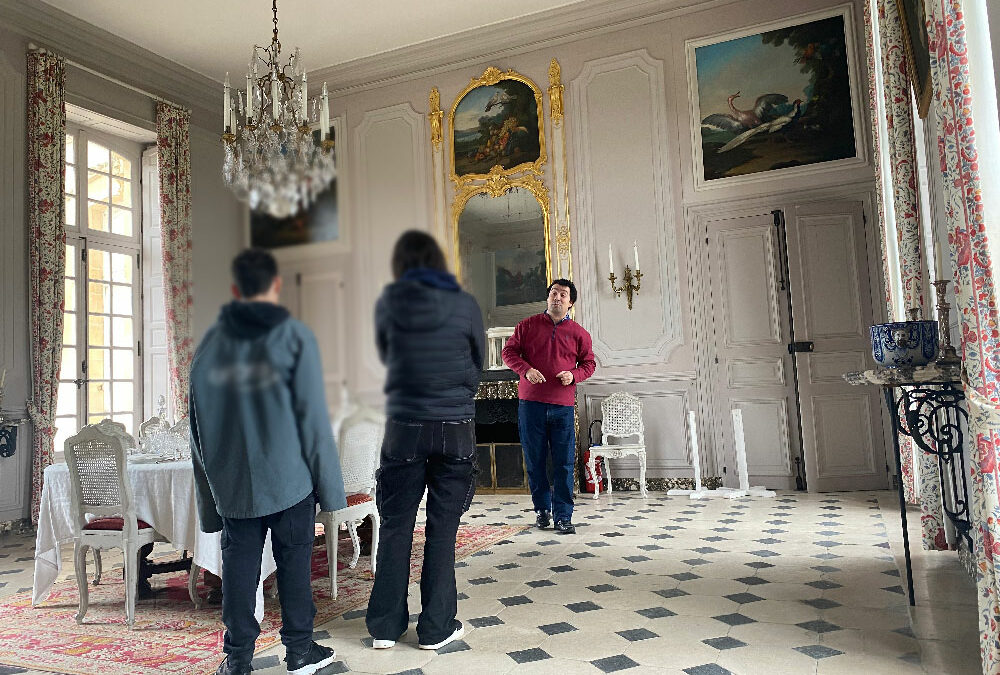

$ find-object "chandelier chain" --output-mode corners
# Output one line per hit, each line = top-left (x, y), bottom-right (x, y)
(272, 0), (280, 47)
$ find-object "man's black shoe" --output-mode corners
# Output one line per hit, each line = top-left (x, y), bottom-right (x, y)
(535, 510), (551, 529)
(285, 642), (336, 675)
(215, 657), (251, 675)
(554, 520), (576, 534)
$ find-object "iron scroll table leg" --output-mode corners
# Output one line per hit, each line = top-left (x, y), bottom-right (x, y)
(883, 387), (916, 606)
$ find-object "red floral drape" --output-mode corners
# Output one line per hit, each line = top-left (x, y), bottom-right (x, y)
(155, 103), (193, 417)
(26, 51), (66, 524)
(921, 1), (1000, 671)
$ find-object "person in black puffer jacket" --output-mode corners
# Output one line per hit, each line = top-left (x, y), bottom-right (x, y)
(366, 230), (485, 652)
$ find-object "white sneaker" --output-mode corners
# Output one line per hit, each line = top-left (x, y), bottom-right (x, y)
(418, 621), (465, 650)
(371, 630), (406, 649)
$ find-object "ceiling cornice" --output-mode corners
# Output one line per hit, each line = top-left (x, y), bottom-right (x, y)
(312, 0), (741, 97)
(0, 0), (219, 129)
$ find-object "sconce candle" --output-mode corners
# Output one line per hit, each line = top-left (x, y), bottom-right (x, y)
(223, 73), (231, 130)
(608, 243), (614, 275)
(633, 240), (639, 269)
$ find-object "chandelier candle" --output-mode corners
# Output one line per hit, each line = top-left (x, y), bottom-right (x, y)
(222, 0), (335, 218)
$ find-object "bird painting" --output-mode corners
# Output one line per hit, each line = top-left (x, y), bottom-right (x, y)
(717, 99), (803, 153)
(701, 91), (794, 135)
(484, 90), (515, 112)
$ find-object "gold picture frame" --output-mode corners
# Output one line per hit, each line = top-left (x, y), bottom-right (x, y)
(896, 0), (932, 118)
(449, 67), (547, 186)
(450, 168), (553, 288)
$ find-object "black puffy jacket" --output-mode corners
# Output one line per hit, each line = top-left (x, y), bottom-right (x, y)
(375, 270), (486, 421)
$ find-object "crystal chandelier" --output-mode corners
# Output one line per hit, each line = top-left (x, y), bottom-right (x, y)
(222, 0), (334, 219)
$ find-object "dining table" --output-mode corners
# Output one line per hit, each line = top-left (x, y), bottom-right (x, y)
(31, 456), (277, 621)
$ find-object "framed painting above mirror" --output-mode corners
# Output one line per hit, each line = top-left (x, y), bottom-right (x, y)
(449, 67), (546, 186)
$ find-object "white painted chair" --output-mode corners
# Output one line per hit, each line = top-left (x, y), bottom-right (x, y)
(588, 392), (648, 499)
(316, 406), (385, 598)
(64, 423), (168, 628)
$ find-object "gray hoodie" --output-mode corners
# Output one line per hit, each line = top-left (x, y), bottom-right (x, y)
(189, 301), (346, 533)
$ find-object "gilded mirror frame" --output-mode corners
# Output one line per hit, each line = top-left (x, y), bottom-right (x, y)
(451, 168), (553, 290)
(449, 67), (547, 187)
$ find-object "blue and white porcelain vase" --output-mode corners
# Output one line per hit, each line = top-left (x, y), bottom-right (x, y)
(870, 321), (939, 368)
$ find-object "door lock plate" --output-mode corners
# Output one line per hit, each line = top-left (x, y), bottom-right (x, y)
(788, 341), (814, 353)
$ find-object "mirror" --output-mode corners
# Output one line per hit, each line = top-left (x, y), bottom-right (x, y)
(456, 184), (552, 329)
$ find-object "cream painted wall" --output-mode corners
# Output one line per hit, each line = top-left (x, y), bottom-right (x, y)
(0, 22), (243, 522)
(275, 0), (880, 485)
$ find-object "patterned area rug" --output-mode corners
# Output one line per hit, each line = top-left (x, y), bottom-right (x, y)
(0, 523), (523, 675)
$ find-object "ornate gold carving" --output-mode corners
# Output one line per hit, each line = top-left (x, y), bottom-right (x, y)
(450, 171), (553, 288)
(475, 379), (519, 400)
(428, 87), (443, 151)
(448, 66), (547, 186)
(548, 58), (564, 127)
(555, 225), (572, 257)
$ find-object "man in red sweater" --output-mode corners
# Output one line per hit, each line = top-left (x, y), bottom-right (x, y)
(502, 279), (596, 534)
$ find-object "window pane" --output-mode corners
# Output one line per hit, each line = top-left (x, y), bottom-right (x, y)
(88, 249), (110, 281)
(88, 315), (110, 347)
(111, 252), (133, 284)
(111, 208), (133, 237)
(87, 414), (105, 425)
(54, 416), (78, 456)
(65, 244), (76, 277)
(111, 178), (131, 206)
(56, 382), (77, 417)
(88, 381), (110, 415)
(61, 346), (77, 380)
(65, 165), (76, 196)
(62, 312), (76, 346)
(111, 152), (131, 178)
(89, 347), (110, 379)
(113, 413), (134, 434)
(65, 196), (76, 226)
(87, 141), (110, 172)
(64, 278), (75, 311)
(66, 134), (75, 164)
(112, 285), (132, 315)
(112, 348), (134, 380)
(88, 281), (109, 314)
(87, 172), (110, 202)
(112, 317), (133, 347)
(88, 200), (109, 232)
(112, 382), (133, 411)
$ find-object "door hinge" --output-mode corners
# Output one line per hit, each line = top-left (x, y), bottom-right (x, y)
(136, 253), (140, 268)
(296, 272), (302, 286)
(81, 359), (87, 375)
(81, 247), (87, 262)
(705, 237), (709, 244)
(138, 340), (142, 357)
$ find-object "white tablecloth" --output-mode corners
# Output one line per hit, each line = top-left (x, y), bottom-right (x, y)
(32, 459), (276, 620)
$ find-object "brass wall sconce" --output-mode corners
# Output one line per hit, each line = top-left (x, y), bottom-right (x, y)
(608, 242), (642, 310)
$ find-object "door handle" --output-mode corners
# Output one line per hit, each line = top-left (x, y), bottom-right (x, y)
(788, 341), (814, 354)
(73, 378), (89, 388)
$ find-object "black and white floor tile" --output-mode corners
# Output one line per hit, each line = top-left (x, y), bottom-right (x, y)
(0, 491), (980, 674)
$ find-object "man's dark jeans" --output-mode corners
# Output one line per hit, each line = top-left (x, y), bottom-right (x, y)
(366, 418), (476, 646)
(221, 494), (317, 667)
(518, 399), (576, 522)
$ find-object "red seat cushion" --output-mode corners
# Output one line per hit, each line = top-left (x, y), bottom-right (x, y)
(346, 493), (373, 506)
(83, 517), (153, 531)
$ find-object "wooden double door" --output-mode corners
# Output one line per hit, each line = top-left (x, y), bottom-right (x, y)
(705, 199), (888, 492)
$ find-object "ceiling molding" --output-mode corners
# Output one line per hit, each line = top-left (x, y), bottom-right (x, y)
(312, 0), (741, 96)
(0, 0), (219, 129)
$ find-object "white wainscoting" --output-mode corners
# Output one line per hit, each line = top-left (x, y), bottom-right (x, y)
(570, 49), (683, 367)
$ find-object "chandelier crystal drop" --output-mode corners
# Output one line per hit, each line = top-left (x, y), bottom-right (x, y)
(222, 0), (334, 219)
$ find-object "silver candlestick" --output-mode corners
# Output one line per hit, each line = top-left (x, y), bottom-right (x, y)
(932, 279), (961, 364)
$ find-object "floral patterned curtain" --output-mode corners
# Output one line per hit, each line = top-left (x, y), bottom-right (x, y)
(865, 0), (948, 550)
(922, 0), (1000, 670)
(155, 103), (193, 416)
(26, 51), (66, 524)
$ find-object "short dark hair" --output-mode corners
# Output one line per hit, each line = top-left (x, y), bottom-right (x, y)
(548, 278), (577, 304)
(391, 230), (448, 280)
(231, 248), (278, 298)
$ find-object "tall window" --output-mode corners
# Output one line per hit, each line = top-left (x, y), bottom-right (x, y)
(54, 126), (144, 455)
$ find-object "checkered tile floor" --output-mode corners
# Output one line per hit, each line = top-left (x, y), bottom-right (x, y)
(0, 491), (980, 674)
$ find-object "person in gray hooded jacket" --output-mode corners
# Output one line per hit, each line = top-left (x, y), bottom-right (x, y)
(189, 248), (346, 675)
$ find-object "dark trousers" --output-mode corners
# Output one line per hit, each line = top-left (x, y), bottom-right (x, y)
(518, 400), (576, 522)
(366, 418), (476, 646)
(221, 494), (317, 666)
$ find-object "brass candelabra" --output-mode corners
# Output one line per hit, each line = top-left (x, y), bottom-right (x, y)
(932, 280), (961, 364)
(609, 266), (642, 310)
